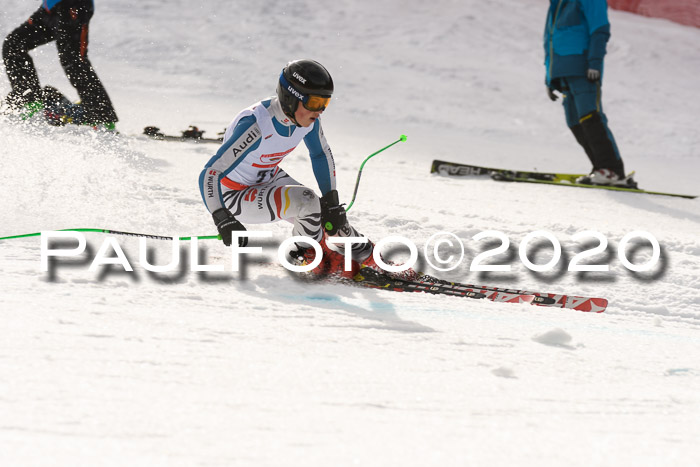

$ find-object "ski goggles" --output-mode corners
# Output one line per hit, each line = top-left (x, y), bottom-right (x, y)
(280, 73), (331, 112)
(303, 94), (331, 112)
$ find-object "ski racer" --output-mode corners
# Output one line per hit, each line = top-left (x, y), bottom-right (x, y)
(2, 0), (118, 129)
(544, 0), (632, 186)
(198, 59), (376, 276)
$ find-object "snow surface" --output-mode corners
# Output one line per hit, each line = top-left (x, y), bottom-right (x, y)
(1, 1), (700, 466)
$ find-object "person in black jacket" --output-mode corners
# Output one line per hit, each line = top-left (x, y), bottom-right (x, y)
(2, 0), (117, 128)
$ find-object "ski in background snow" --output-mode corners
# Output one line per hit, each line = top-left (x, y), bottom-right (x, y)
(430, 159), (697, 198)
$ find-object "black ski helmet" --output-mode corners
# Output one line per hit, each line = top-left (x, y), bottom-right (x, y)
(277, 59), (334, 124)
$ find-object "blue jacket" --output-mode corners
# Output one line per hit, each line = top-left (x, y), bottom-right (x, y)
(43, 0), (94, 12)
(544, 0), (610, 86)
(43, 0), (64, 10)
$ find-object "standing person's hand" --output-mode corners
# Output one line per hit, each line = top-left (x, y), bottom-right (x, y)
(587, 68), (601, 82)
(547, 86), (559, 101)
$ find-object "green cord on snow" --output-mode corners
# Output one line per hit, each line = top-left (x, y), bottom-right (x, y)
(3, 135), (408, 241)
(0, 228), (219, 242)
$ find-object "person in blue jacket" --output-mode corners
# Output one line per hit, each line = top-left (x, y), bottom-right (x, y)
(2, 0), (117, 128)
(544, 0), (632, 186)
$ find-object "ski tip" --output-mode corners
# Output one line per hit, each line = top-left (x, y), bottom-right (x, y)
(585, 298), (608, 313)
(563, 297), (608, 313)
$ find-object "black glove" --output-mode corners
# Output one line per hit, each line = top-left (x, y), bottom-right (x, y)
(212, 208), (248, 247)
(547, 86), (559, 101)
(320, 190), (347, 236)
(586, 68), (601, 83)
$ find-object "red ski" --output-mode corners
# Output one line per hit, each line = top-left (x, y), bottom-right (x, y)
(354, 267), (607, 312)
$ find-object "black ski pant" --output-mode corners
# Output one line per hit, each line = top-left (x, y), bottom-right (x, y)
(2, 0), (118, 123)
(559, 76), (624, 178)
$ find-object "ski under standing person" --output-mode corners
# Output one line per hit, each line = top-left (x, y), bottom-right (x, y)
(199, 59), (381, 277)
(2, 0), (118, 129)
(544, 0), (633, 187)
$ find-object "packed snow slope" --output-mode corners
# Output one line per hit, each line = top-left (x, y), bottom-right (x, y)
(1, 1), (700, 466)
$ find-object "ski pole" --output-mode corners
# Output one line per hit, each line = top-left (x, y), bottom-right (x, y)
(0, 228), (220, 242)
(345, 134), (407, 212)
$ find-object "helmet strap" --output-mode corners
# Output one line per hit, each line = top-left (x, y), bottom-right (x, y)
(289, 100), (301, 126)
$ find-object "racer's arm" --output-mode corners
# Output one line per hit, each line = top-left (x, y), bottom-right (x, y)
(304, 119), (348, 234)
(198, 115), (261, 214)
(303, 119), (336, 196)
